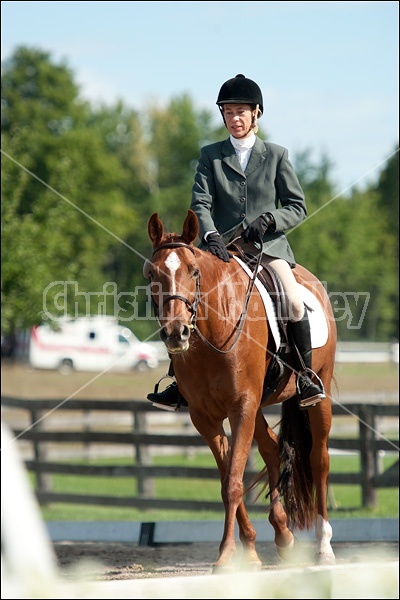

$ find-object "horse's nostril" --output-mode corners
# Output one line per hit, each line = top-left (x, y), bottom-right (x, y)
(160, 328), (168, 343)
(181, 325), (191, 340)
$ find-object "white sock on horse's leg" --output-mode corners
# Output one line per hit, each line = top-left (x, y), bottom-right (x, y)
(315, 514), (334, 555)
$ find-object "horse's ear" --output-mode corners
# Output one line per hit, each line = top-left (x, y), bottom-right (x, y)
(148, 213), (164, 247)
(181, 210), (199, 244)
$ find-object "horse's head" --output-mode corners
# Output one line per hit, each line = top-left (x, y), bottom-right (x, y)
(146, 210), (200, 354)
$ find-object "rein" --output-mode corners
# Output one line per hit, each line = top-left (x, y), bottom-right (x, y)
(194, 240), (263, 354)
(150, 239), (263, 354)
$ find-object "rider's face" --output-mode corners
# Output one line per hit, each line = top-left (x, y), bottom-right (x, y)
(222, 104), (255, 139)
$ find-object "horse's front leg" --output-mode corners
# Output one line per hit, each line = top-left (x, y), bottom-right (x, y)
(253, 410), (295, 559)
(190, 406), (261, 573)
(235, 499), (262, 570)
(217, 465), (262, 572)
(189, 410), (238, 571)
(217, 402), (263, 572)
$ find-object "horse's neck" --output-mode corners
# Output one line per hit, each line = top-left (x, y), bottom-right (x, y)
(197, 254), (246, 321)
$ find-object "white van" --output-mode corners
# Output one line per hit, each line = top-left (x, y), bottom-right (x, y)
(29, 316), (159, 373)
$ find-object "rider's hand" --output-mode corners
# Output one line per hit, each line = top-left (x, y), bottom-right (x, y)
(205, 233), (231, 263)
(242, 213), (274, 243)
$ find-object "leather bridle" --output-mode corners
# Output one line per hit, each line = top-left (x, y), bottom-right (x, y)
(150, 242), (201, 330)
(149, 240), (262, 354)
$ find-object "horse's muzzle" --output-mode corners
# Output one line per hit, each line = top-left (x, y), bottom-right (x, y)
(160, 324), (192, 353)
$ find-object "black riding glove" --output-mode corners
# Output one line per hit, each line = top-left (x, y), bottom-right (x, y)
(242, 213), (274, 243)
(205, 233), (231, 263)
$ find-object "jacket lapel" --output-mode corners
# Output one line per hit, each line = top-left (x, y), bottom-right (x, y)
(245, 137), (268, 176)
(221, 138), (244, 176)
(221, 137), (269, 177)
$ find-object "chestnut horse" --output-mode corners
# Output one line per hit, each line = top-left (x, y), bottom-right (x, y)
(146, 210), (337, 572)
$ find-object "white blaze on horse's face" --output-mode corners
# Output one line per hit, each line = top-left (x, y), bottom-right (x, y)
(164, 251), (181, 295)
(158, 249), (191, 353)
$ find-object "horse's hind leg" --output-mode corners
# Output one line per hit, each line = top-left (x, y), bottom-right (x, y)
(308, 397), (336, 565)
(253, 409), (295, 559)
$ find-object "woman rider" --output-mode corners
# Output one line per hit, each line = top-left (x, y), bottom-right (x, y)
(147, 74), (325, 410)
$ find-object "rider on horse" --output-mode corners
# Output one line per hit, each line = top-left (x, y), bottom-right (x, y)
(147, 74), (325, 410)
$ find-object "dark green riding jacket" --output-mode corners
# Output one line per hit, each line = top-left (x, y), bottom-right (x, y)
(190, 136), (306, 267)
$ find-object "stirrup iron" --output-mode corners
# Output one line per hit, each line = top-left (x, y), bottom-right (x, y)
(152, 374), (175, 395)
(296, 368), (326, 409)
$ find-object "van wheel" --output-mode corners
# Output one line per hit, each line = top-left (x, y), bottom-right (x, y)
(59, 359), (74, 374)
(135, 360), (149, 373)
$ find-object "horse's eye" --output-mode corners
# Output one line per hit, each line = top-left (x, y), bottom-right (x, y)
(192, 267), (200, 279)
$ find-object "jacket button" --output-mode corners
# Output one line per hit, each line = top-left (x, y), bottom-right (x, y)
(240, 197), (245, 202)
(240, 181), (246, 186)
(240, 213), (246, 218)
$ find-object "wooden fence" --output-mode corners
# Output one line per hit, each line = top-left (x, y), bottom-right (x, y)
(1, 396), (398, 511)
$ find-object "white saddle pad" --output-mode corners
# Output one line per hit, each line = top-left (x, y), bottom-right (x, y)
(233, 256), (329, 352)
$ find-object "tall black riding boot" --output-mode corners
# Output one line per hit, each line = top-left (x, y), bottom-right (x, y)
(288, 308), (326, 409)
(146, 360), (188, 411)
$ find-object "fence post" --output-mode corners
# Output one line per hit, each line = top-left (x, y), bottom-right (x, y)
(31, 409), (52, 502)
(83, 409), (91, 460)
(359, 405), (377, 509)
(133, 409), (155, 498)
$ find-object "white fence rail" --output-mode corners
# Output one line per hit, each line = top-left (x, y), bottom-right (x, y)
(335, 342), (399, 364)
(150, 340), (400, 365)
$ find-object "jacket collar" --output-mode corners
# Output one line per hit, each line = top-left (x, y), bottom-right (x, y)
(221, 136), (268, 176)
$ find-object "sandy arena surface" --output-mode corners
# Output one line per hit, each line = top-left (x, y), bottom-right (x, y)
(53, 540), (399, 581)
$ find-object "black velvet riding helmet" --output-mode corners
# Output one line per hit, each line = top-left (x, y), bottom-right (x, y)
(216, 74), (264, 115)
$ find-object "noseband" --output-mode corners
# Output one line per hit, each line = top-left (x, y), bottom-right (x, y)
(150, 242), (201, 328)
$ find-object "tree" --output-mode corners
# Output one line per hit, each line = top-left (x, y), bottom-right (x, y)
(2, 47), (131, 333)
(372, 147), (399, 339)
(147, 95), (214, 232)
(288, 149), (397, 341)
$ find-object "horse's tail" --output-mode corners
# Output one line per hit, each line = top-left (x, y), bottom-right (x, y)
(278, 396), (316, 530)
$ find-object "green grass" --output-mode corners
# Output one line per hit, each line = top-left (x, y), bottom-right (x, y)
(38, 452), (399, 522)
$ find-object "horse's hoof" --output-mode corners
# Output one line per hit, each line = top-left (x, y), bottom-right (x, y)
(241, 549), (263, 571)
(316, 552), (336, 566)
(276, 536), (295, 561)
(212, 563), (235, 575)
(244, 560), (262, 572)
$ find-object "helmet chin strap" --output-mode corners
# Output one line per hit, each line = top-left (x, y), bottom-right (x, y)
(250, 103), (260, 135)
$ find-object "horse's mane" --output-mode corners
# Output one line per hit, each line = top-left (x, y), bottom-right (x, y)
(157, 232), (199, 250)
(161, 232), (182, 244)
